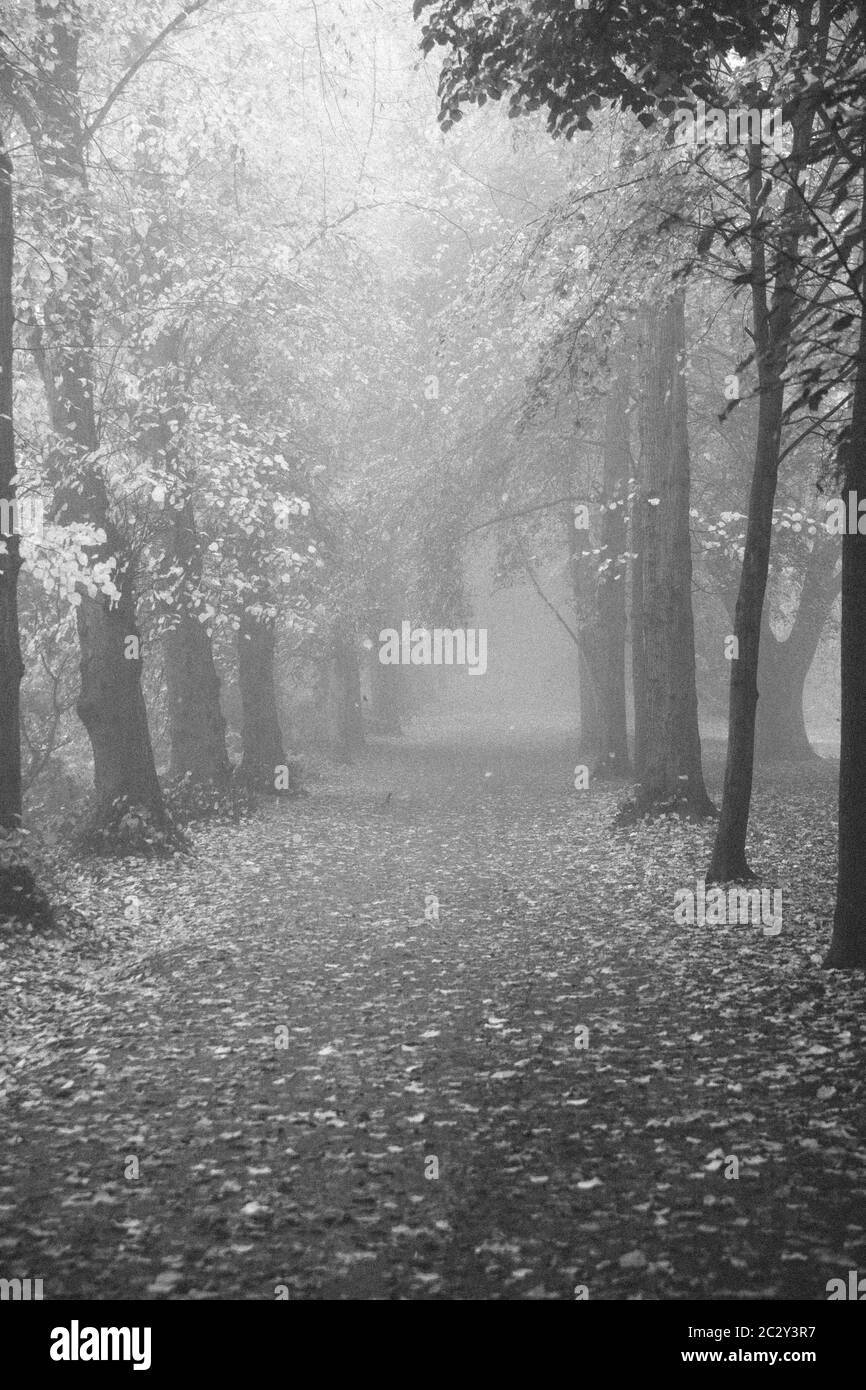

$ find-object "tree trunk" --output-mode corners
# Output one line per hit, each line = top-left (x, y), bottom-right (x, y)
(628, 292), (714, 820)
(165, 618), (230, 783)
(327, 624), (365, 762)
(75, 567), (176, 846)
(565, 507), (603, 759)
(0, 151), (23, 831)
(593, 369), (632, 778)
(630, 478), (648, 780)
(707, 24), (827, 881)
(757, 535), (838, 761)
(756, 629), (813, 761)
(367, 627), (403, 734)
(238, 597), (291, 790)
(825, 153), (866, 968)
(159, 502), (231, 785)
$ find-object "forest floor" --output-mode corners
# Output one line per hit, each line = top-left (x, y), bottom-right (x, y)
(1, 712), (864, 1300)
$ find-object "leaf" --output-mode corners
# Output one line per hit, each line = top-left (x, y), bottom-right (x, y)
(147, 1270), (182, 1294)
(619, 1250), (647, 1270)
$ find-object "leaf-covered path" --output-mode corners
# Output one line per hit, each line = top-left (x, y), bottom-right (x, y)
(2, 717), (864, 1299)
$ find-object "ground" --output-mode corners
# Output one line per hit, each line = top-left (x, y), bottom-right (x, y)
(1, 714), (864, 1300)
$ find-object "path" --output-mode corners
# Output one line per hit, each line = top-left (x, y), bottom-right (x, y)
(1, 716), (863, 1299)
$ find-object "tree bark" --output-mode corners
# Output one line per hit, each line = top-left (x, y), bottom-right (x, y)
(165, 619), (230, 784)
(0, 150), (23, 831)
(158, 500), (231, 785)
(592, 369), (632, 778)
(630, 477), (648, 780)
(75, 567), (173, 844)
(565, 507), (603, 759)
(628, 292), (714, 820)
(756, 535), (838, 761)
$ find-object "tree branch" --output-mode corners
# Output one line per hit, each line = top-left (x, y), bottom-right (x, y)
(515, 535), (582, 649)
(83, 0), (213, 144)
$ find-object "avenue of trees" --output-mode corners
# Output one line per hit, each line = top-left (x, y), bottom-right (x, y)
(0, 0), (862, 964)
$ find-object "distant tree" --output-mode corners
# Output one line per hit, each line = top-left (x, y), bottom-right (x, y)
(756, 531), (839, 762)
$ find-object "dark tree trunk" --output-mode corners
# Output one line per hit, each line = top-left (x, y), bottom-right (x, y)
(75, 567), (176, 846)
(670, 299), (714, 818)
(238, 597), (291, 790)
(826, 155), (866, 968)
(757, 535), (838, 762)
(628, 293), (714, 820)
(165, 618), (231, 783)
(159, 503), (231, 785)
(707, 23), (827, 881)
(327, 624), (365, 762)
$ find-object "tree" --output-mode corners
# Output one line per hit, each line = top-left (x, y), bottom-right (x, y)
(415, 1), (785, 140)
(415, 0), (864, 901)
(756, 532), (839, 761)
(237, 586), (291, 790)
(566, 509), (604, 760)
(589, 367), (631, 777)
(125, 107), (232, 792)
(626, 292), (714, 819)
(0, 143), (52, 925)
(326, 619), (365, 763)
(825, 143), (866, 966)
(0, 147), (23, 830)
(707, 6), (831, 879)
(0, 1), (210, 849)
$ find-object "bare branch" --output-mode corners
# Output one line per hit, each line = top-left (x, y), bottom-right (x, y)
(83, 0), (213, 144)
(515, 535), (582, 649)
